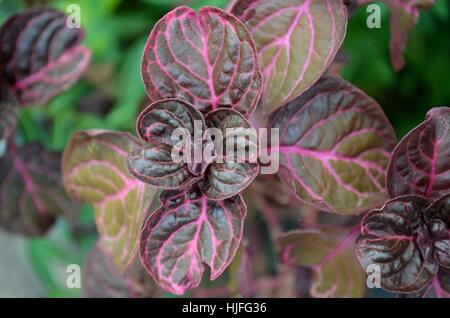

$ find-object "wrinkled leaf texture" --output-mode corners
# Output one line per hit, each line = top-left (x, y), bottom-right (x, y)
(269, 76), (397, 214)
(139, 184), (246, 295)
(229, 0), (348, 114)
(141, 6), (262, 116)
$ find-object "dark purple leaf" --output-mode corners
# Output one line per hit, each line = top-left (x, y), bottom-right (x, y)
(82, 244), (161, 298)
(127, 142), (201, 189)
(62, 130), (157, 272)
(358, 0), (435, 71)
(136, 98), (205, 145)
(229, 0), (348, 114)
(387, 107), (450, 201)
(129, 99), (206, 189)
(139, 184), (246, 295)
(201, 108), (259, 199)
(269, 76), (397, 214)
(141, 6), (262, 116)
(424, 193), (450, 228)
(0, 83), (18, 141)
(356, 195), (439, 293)
(0, 8), (91, 106)
(0, 143), (75, 236)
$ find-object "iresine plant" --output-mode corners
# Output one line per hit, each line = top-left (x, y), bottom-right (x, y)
(0, 0), (440, 297)
(59, 0), (440, 297)
(0, 8), (90, 236)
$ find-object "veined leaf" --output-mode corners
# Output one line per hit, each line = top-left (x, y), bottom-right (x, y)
(424, 194), (450, 269)
(387, 107), (450, 201)
(278, 227), (365, 297)
(0, 8), (91, 106)
(0, 143), (73, 236)
(400, 274), (450, 298)
(62, 130), (157, 273)
(229, 0), (347, 114)
(129, 99), (205, 189)
(139, 184), (246, 295)
(356, 195), (439, 293)
(141, 6), (262, 116)
(136, 98), (205, 145)
(201, 108), (259, 199)
(269, 76), (397, 214)
(127, 141), (201, 189)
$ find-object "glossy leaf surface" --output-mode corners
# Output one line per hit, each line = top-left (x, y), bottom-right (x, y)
(356, 196), (439, 293)
(201, 108), (259, 199)
(269, 76), (397, 214)
(387, 107), (450, 201)
(139, 184), (246, 295)
(141, 6), (262, 116)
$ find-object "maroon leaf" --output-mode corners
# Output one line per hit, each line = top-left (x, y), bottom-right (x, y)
(0, 143), (76, 236)
(82, 244), (161, 298)
(201, 108), (259, 200)
(139, 184), (246, 295)
(129, 99), (206, 189)
(356, 195), (439, 293)
(358, 0), (435, 71)
(141, 6), (262, 116)
(229, 0), (348, 114)
(136, 98), (205, 145)
(269, 76), (397, 214)
(127, 142), (201, 189)
(425, 193), (450, 228)
(424, 194), (450, 269)
(400, 273), (450, 298)
(387, 107), (450, 201)
(0, 8), (91, 106)
(0, 83), (18, 141)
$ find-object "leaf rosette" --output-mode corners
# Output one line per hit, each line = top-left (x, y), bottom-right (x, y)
(127, 98), (260, 200)
(356, 194), (450, 293)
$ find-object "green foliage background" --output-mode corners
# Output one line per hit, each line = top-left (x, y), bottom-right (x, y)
(0, 0), (449, 297)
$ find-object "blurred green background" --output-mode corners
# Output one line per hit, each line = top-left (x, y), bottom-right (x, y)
(0, 0), (448, 297)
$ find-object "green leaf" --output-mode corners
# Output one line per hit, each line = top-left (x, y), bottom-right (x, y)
(62, 130), (157, 273)
(278, 227), (365, 298)
(229, 0), (348, 114)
